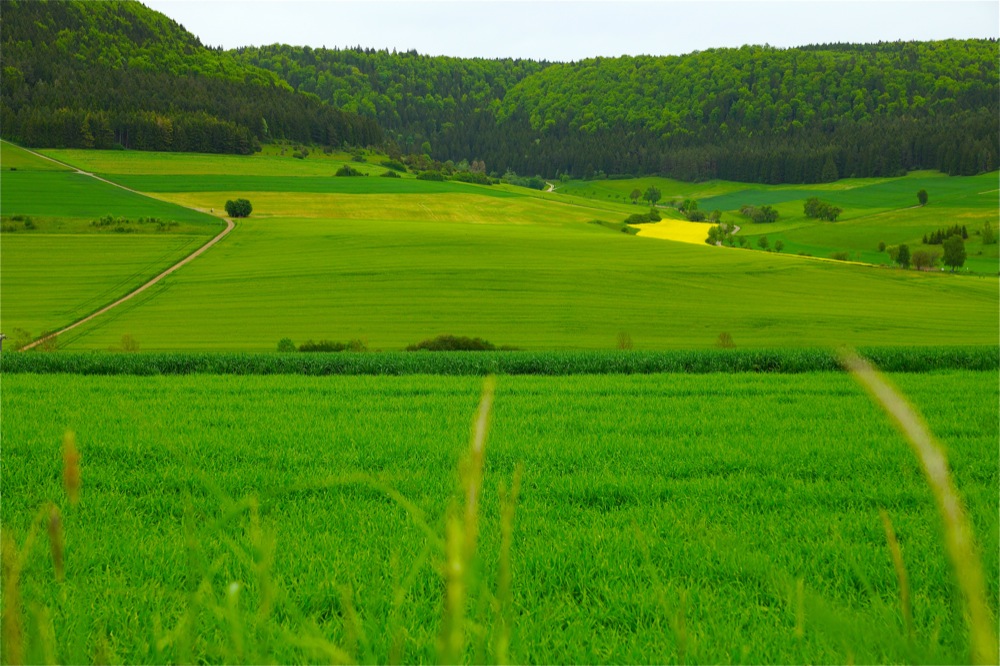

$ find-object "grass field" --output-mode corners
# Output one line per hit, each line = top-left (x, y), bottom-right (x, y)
(1, 140), (72, 171)
(0, 234), (210, 342)
(3, 370), (996, 663)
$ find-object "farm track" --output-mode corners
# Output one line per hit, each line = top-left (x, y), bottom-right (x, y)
(16, 146), (236, 350)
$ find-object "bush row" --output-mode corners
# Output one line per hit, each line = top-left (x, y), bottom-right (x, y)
(2, 347), (995, 376)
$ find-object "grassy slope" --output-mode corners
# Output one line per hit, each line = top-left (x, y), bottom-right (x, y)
(3, 371), (996, 663)
(558, 172), (1000, 273)
(1, 139), (72, 171)
(54, 192), (998, 352)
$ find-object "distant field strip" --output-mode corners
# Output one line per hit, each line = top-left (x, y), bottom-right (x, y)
(0, 171), (220, 223)
(105, 174), (516, 196)
(3, 371), (996, 663)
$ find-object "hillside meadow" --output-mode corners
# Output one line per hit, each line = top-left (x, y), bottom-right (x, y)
(559, 171), (1000, 273)
(2, 369), (997, 663)
(2, 147), (991, 352)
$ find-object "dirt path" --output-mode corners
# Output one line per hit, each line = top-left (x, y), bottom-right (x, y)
(15, 146), (236, 350)
(545, 181), (556, 193)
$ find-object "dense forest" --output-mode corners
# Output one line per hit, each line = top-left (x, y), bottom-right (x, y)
(241, 40), (998, 182)
(2, 0), (997, 182)
(0, 0), (381, 153)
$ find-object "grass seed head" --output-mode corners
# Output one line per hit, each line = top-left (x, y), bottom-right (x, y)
(47, 505), (64, 582)
(63, 431), (81, 505)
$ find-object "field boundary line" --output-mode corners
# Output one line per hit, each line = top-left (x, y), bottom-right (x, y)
(15, 145), (236, 351)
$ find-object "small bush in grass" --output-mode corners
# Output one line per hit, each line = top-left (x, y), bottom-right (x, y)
(380, 159), (407, 172)
(406, 335), (496, 351)
(416, 170), (445, 182)
(276, 338), (296, 353)
(830, 251), (850, 261)
(717, 332), (735, 349)
(616, 332), (633, 350)
(335, 164), (363, 177)
(380, 170), (401, 178)
(299, 339), (368, 352)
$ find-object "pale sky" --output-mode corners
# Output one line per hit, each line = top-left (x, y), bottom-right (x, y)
(143, 1), (999, 61)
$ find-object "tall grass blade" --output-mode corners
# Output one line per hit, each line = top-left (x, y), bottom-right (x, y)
(1, 532), (24, 666)
(438, 376), (496, 665)
(841, 350), (998, 664)
(62, 431), (81, 505)
(494, 465), (522, 666)
(879, 508), (914, 640)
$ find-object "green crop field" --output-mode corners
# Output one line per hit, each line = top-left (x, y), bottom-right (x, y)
(0, 234), (210, 342)
(3, 370), (996, 663)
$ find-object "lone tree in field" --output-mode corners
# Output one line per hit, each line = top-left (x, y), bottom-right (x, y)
(917, 189), (928, 206)
(224, 198), (252, 218)
(630, 188), (642, 204)
(942, 234), (966, 271)
(643, 186), (662, 207)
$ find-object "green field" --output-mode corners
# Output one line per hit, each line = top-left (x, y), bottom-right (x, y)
(3, 370), (996, 663)
(1, 140), (72, 171)
(0, 234), (210, 342)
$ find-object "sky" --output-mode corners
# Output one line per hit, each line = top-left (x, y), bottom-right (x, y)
(143, 1), (999, 61)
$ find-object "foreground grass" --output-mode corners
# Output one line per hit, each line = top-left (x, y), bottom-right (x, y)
(2, 371), (996, 663)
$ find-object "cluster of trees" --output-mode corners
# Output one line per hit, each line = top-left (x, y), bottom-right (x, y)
(224, 199), (252, 218)
(1, 1), (381, 152)
(923, 224), (968, 244)
(739, 204), (780, 223)
(624, 209), (662, 225)
(803, 197), (843, 221)
(886, 237), (966, 271)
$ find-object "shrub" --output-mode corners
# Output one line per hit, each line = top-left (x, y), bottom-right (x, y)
(277, 338), (296, 352)
(380, 170), (401, 178)
(299, 339), (368, 352)
(406, 335), (496, 351)
(380, 159), (407, 172)
(416, 170), (445, 182)
(803, 197), (842, 221)
(717, 332), (735, 349)
(911, 249), (940, 270)
(739, 204), (778, 223)
(335, 164), (363, 177)
(878, 241), (886, 252)
(452, 171), (492, 185)
(224, 199), (252, 218)
(647, 208), (661, 222)
(830, 251), (850, 261)
(686, 210), (706, 222)
(616, 332), (633, 350)
(982, 222), (997, 245)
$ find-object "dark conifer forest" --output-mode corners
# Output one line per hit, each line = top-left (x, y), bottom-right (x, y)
(3, 0), (997, 182)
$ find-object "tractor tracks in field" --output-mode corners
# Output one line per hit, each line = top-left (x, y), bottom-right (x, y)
(15, 146), (236, 350)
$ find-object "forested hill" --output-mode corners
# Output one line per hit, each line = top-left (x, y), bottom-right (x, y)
(241, 40), (998, 183)
(232, 45), (549, 158)
(0, 0), (381, 153)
